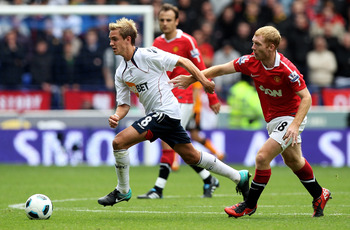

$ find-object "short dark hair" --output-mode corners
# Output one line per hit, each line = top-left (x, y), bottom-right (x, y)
(159, 3), (179, 19)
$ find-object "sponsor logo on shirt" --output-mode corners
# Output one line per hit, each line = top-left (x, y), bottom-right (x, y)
(125, 82), (149, 97)
(259, 85), (282, 97)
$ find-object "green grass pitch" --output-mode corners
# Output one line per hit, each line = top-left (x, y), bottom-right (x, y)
(0, 164), (349, 230)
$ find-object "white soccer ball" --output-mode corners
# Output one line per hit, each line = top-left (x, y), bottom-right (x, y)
(25, 194), (53, 220)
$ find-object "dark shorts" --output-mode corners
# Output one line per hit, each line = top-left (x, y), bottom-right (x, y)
(131, 112), (191, 148)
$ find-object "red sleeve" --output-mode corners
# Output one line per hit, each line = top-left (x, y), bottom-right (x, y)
(186, 37), (206, 71)
(207, 91), (220, 105)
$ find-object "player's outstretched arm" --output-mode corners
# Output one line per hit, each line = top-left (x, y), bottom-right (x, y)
(202, 61), (237, 79)
(175, 57), (215, 94)
(170, 61), (237, 90)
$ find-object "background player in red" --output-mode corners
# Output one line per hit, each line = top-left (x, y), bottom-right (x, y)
(137, 3), (243, 199)
(171, 26), (331, 218)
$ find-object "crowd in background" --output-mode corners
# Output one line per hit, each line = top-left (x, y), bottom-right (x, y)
(0, 0), (350, 109)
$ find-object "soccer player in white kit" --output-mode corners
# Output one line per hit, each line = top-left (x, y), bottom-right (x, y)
(170, 26), (331, 218)
(97, 17), (251, 207)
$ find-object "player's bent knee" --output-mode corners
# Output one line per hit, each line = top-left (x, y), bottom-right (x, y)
(255, 153), (270, 167)
(112, 137), (127, 150)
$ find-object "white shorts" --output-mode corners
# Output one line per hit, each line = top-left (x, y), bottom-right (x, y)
(267, 116), (307, 151)
(179, 103), (193, 128)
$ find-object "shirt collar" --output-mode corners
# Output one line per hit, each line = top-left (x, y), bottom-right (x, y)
(262, 51), (280, 70)
(161, 29), (183, 42)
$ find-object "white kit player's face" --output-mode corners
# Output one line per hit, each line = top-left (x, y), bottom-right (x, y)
(109, 29), (128, 57)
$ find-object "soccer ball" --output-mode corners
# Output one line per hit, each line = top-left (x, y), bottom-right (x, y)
(25, 194), (53, 220)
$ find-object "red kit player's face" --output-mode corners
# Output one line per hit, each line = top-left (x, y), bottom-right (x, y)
(251, 35), (269, 61)
(158, 10), (178, 35)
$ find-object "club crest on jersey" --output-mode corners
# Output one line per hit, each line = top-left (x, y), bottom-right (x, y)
(173, 46), (179, 53)
(237, 55), (250, 65)
(274, 76), (281, 83)
(125, 81), (149, 97)
(288, 71), (301, 86)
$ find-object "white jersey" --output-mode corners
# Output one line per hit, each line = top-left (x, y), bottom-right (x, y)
(115, 47), (181, 119)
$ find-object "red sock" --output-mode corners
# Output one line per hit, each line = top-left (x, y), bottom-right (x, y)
(294, 159), (314, 180)
(254, 168), (271, 184)
(160, 149), (175, 165)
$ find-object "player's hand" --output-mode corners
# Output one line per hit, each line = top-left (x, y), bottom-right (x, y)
(210, 102), (221, 114)
(169, 75), (196, 89)
(283, 123), (299, 146)
(109, 114), (120, 128)
(201, 80), (215, 94)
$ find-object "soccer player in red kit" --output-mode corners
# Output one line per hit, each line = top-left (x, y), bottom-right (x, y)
(138, 3), (250, 199)
(170, 26), (331, 217)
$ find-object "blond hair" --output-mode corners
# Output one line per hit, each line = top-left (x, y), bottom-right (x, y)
(109, 17), (138, 45)
(255, 26), (281, 49)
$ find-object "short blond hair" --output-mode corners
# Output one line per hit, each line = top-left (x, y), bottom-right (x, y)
(109, 17), (138, 45)
(255, 26), (281, 49)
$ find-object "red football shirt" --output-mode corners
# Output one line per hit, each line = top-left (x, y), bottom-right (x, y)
(153, 30), (206, 104)
(233, 52), (307, 122)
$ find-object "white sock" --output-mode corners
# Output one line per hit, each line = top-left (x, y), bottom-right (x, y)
(155, 177), (167, 189)
(198, 169), (211, 180)
(196, 151), (240, 184)
(114, 149), (130, 194)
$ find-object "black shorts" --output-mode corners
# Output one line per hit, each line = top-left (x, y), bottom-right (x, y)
(131, 112), (191, 148)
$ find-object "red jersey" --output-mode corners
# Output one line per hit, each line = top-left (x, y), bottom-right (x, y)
(153, 30), (206, 104)
(233, 52), (307, 122)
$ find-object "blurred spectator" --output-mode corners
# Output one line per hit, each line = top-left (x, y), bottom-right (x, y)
(270, 2), (289, 36)
(212, 5), (239, 50)
(335, 32), (350, 88)
(61, 29), (82, 57)
(0, 30), (28, 89)
(192, 29), (214, 67)
(199, 20), (215, 48)
(241, 1), (269, 34)
(278, 35), (292, 60)
(197, 0), (216, 25)
(228, 0), (246, 20)
(284, 0), (307, 28)
(102, 48), (121, 91)
(53, 42), (78, 87)
(306, 35), (337, 92)
(152, 0), (163, 37)
(212, 40), (241, 101)
(287, 13), (312, 82)
(231, 21), (252, 56)
(74, 28), (106, 89)
(227, 77), (263, 130)
(29, 39), (54, 89)
(310, 0), (346, 41)
(177, 0), (200, 34)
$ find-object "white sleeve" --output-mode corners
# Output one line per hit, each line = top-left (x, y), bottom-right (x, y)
(148, 47), (179, 72)
(115, 72), (130, 107)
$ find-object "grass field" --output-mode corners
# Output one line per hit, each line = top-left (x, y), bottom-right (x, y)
(0, 164), (349, 230)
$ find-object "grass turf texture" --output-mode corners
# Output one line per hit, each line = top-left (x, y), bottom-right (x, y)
(0, 164), (349, 230)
